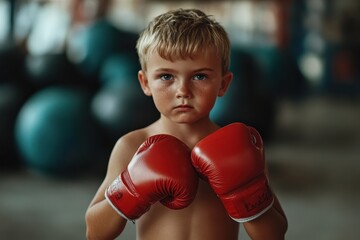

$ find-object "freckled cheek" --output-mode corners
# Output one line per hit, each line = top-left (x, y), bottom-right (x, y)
(204, 97), (218, 111)
(150, 83), (173, 98)
(195, 85), (218, 98)
(156, 86), (173, 98)
(195, 90), (218, 109)
(151, 89), (174, 110)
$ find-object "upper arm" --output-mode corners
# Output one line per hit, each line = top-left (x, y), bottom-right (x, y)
(85, 131), (148, 239)
(88, 133), (145, 208)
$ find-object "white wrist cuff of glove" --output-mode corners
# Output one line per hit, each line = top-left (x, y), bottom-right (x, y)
(231, 198), (274, 223)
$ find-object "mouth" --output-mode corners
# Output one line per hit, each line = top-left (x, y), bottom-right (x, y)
(174, 104), (193, 111)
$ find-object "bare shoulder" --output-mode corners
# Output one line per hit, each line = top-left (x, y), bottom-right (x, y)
(104, 121), (166, 181)
(108, 129), (150, 171)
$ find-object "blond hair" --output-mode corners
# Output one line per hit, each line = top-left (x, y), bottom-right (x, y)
(136, 9), (230, 74)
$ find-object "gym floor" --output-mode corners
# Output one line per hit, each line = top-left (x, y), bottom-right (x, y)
(1, 94), (359, 240)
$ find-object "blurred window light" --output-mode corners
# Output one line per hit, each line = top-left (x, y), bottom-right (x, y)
(15, 2), (41, 41)
(27, 3), (70, 55)
(231, 1), (255, 32)
(256, 3), (277, 34)
(146, 2), (198, 26)
(228, 1), (279, 46)
(228, 1), (256, 45)
(108, 0), (149, 32)
(299, 52), (324, 86)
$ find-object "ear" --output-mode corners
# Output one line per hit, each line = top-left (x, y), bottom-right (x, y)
(218, 71), (233, 97)
(138, 70), (152, 96)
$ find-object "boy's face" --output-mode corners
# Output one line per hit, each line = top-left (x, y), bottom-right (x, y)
(138, 50), (232, 124)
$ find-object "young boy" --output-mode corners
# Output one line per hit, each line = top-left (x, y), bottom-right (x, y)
(85, 8), (287, 240)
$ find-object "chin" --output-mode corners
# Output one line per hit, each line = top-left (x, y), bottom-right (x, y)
(176, 117), (207, 125)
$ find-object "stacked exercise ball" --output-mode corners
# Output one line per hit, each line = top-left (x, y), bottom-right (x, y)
(3, 14), (158, 177)
(15, 87), (102, 177)
(69, 19), (138, 78)
(91, 84), (158, 140)
(92, 51), (158, 141)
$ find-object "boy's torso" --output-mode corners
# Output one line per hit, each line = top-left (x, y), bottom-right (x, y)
(121, 121), (238, 240)
(135, 180), (239, 240)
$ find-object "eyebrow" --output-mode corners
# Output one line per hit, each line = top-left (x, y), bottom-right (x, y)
(154, 68), (175, 73)
(193, 68), (215, 72)
(154, 67), (215, 73)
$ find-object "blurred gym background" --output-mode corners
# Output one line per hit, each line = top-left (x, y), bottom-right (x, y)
(0, 0), (359, 239)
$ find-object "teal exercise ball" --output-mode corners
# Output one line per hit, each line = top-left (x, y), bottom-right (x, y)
(71, 19), (138, 77)
(99, 52), (140, 87)
(15, 87), (100, 177)
(91, 84), (158, 140)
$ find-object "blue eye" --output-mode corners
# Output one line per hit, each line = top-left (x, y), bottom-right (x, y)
(194, 74), (207, 81)
(160, 74), (173, 81)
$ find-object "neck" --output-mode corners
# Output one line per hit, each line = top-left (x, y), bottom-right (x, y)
(154, 115), (220, 148)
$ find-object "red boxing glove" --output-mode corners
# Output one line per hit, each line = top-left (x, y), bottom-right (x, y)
(191, 123), (273, 222)
(105, 134), (198, 221)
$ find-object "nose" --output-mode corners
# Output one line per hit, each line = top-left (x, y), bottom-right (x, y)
(176, 80), (191, 99)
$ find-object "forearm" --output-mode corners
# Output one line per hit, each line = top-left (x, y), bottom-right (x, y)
(243, 204), (287, 240)
(85, 199), (127, 240)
